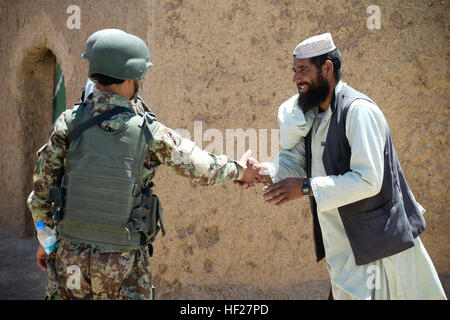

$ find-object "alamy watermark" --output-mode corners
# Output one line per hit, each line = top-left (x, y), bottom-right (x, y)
(66, 5), (81, 30)
(366, 264), (381, 290)
(366, 5), (381, 30)
(172, 120), (280, 165)
(66, 4), (381, 31)
(66, 265), (81, 290)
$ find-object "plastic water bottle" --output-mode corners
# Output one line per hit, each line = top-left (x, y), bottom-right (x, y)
(35, 221), (58, 255)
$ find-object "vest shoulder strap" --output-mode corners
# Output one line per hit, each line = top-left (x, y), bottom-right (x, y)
(67, 106), (133, 145)
(141, 111), (161, 144)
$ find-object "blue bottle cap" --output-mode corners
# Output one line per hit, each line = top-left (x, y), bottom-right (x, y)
(35, 221), (45, 231)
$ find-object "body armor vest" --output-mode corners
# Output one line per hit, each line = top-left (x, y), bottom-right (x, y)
(55, 104), (163, 251)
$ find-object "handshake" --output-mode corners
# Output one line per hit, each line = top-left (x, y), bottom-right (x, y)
(234, 149), (272, 188)
(233, 150), (308, 206)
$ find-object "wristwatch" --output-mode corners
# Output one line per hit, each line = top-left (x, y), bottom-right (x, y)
(302, 178), (310, 196)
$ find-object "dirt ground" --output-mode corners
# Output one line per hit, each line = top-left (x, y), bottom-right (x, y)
(1, 226), (448, 300)
(0, 228), (46, 299)
(0, 226), (331, 300)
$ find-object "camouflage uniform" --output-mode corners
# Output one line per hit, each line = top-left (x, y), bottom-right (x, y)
(27, 90), (244, 300)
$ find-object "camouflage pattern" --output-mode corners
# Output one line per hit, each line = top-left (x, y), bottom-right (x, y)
(131, 95), (152, 115)
(45, 239), (152, 300)
(27, 89), (244, 300)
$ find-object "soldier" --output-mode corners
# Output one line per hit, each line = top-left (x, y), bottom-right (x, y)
(27, 31), (259, 300)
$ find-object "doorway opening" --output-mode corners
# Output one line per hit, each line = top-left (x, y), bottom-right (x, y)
(19, 46), (66, 235)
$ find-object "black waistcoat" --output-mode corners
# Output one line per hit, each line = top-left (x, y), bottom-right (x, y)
(305, 84), (426, 265)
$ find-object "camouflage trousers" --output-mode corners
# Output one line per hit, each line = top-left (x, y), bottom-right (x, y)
(45, 240), (153, 300)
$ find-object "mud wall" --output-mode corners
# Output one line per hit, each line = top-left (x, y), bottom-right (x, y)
(0, 0), (448, 298)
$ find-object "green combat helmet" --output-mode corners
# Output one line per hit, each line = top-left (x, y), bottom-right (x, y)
(81, 28), (126, 59)
(87, 32), (153, 80)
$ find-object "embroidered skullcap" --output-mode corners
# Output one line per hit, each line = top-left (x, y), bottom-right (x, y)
(293, 33), (336, 59)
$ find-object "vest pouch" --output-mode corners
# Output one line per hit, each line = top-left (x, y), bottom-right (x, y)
(48, 186), (65, 224)
(128, 187), (165, 244)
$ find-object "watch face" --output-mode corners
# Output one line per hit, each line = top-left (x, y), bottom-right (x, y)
(302, 179), (310, 195)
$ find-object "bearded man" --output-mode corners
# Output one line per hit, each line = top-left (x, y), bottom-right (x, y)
(254, 33), (446, 300)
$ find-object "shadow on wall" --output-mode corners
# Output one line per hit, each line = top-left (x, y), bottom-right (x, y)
(16, 46), (60, 237)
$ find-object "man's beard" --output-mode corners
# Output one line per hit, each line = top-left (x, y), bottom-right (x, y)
(297, 74), (330, 112)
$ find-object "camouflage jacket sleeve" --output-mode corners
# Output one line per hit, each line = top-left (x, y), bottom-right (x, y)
(27, 112), (68, 227)
(146, 123), (245, 186)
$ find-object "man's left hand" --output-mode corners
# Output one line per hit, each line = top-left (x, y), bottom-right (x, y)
(36, 244), (48, 271)
(262, 177), (305, 206)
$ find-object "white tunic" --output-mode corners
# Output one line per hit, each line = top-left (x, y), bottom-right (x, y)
(265, 81), (446, 300)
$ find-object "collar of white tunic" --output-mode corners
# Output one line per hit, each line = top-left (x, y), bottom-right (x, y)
(278, 81), (344, 149)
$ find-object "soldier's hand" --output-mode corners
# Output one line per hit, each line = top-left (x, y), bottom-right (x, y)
(262, 177), (304, 206)
(36, 244), (47, 271)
